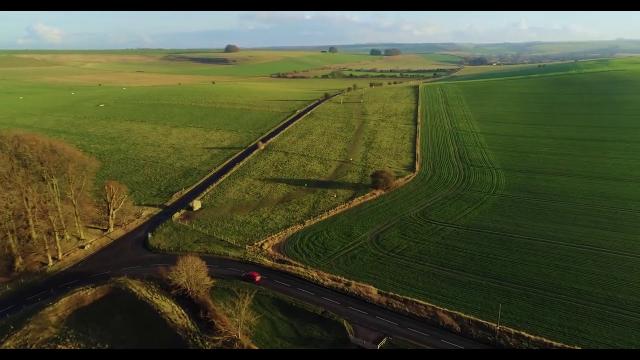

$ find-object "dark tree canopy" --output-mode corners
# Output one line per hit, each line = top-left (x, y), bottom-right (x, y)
(370, 169), (396, 191)
(224, 44), (240, 53)
(384, 48), (402, 56)
(467, 56), (489, 65)
(370, 48), (382, 56)
(328, 46), (338, 53)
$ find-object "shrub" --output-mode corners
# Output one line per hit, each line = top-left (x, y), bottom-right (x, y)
(384, 48), (402, 56)
(224, 44), (240, 53)
(370, 169), (396, 191)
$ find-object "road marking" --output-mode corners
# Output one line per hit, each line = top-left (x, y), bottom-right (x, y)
(26, 290), (47, 300)
(60, 280), (79, 288)
(297, 288), (315, 295)
(376, 316), (399, 326)
(122, 265), (142, 270)
(440, 340), (464, 349)
(206, 264), (218, 268)
(321, 297), (340, 305)
(0, 305), (15, 314)
(228, 267), (242, 272)
(407, 328), (430, 337)
(89, 271), (110, 278)
(273, 280), (291, 287)
(348, 306), (368, 314)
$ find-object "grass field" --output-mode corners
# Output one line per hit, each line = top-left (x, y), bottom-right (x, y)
(49, 287), (188, 348)
(212, 280), (353, 348)
(0, 282), (192, 348)
(0, 51), (378, 205)
(149, 84), (417, 250)
(284, 59), (640, 347)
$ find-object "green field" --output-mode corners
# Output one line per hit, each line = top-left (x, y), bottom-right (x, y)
(448, 57), (640, 83)
(284, 59), (640, 347)
(150, 84), (417, 250)
(212, 280), (353, 349)
(0, 52), (377, 205)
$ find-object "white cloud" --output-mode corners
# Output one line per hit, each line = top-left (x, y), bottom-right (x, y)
(17, 23), (63, 45)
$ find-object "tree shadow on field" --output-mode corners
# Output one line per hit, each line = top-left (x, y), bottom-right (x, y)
(262, 177), (369, 191)
(265, 99), (312, 102)
(202, 146), (245, 151)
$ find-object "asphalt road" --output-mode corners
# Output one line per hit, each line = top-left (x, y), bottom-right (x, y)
(0, 94), (490, 349)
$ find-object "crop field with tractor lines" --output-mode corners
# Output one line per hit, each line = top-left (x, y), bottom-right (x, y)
(284, 60), (640, 347)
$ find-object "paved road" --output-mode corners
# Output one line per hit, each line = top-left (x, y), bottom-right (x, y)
(0, 94), (490, 349)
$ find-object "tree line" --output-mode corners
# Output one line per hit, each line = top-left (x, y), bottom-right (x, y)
(370, 48), (402, 56)
(0, 132), (136, 274)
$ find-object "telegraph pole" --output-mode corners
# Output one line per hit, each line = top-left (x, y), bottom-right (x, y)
(495, 303), (502, 345)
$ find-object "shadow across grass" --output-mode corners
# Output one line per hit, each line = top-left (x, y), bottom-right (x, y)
(262, 177), (369, 192)
(202, 146), (245, 151)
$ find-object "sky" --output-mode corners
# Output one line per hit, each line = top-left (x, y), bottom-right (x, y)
(1, 11), (639, 49)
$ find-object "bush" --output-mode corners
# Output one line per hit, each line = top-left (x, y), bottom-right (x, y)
(328, 46), (338, 53)
(370, 169), (396, 191)
(224, 44), (240, 53)
(384, 48), (402, 56)
(324, 92), (331, 99)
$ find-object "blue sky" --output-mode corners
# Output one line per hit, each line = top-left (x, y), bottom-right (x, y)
(1, 11), (639, 49)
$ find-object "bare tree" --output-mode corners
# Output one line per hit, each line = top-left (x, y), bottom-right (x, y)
(42, 197), (63, 261)
(67, 174), (87, 241)
(103, 180), (131, 233)
(0, 131), (101, 271)
(225, 289), (260, 346)
(1, 211), (23, 273)
(41, 169), (70, 243)
(33, 202), (53, 267)
(66, 156), (98, 241)
(166, 255), (215, 300)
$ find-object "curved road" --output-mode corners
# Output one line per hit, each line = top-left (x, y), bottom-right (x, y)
(0, 94), (489, 349)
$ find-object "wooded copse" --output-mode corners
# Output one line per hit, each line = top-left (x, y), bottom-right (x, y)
(0, 132), (136, 274)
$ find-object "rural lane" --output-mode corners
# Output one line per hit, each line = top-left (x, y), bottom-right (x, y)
(0, 93), (489, 349)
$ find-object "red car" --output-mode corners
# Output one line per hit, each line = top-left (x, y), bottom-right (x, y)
(242, 271), (262, 284)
